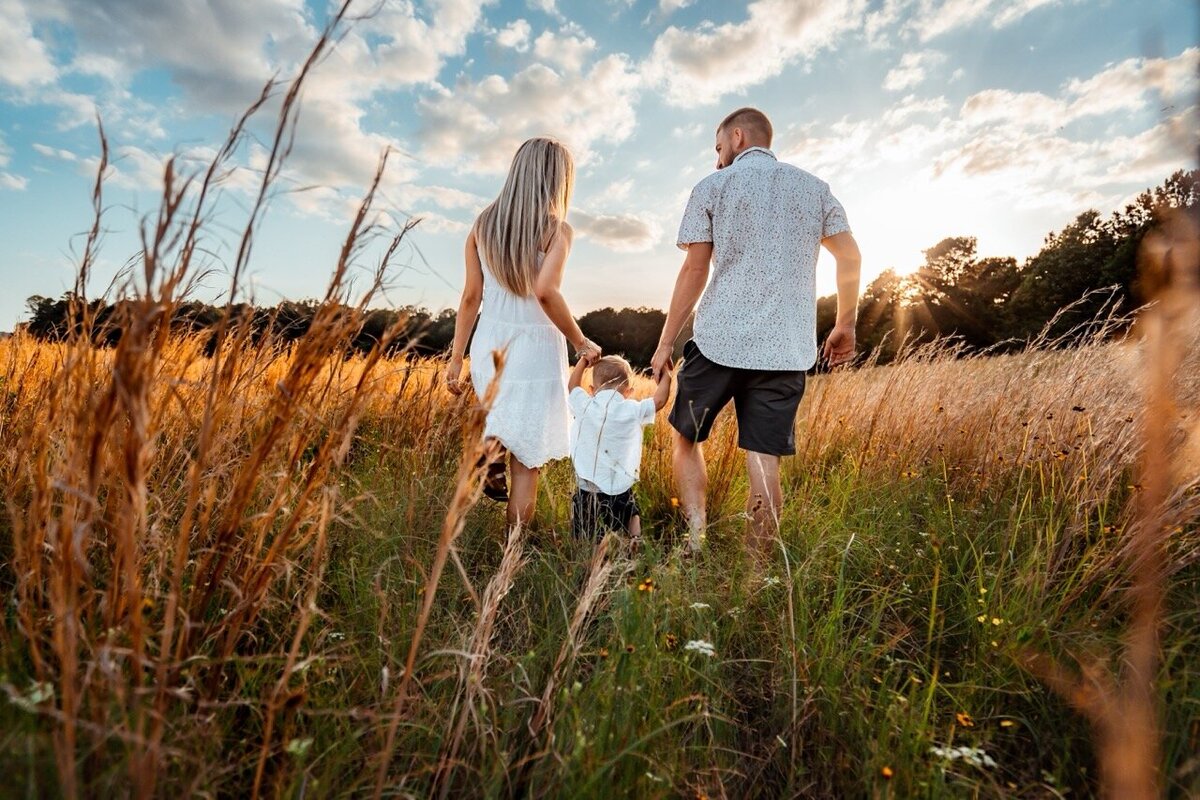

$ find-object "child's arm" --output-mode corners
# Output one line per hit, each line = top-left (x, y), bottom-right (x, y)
(652, 369), (673, 411)
(569, 357), (589, 391)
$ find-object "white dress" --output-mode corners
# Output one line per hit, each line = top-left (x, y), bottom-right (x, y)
(469, 251), (571, 469)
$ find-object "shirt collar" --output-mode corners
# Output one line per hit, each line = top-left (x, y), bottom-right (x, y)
(733, 146), (776, 164)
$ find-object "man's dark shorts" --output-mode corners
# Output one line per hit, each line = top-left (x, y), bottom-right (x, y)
(572, 487), (639, 538)
(668, 339), (807, 456)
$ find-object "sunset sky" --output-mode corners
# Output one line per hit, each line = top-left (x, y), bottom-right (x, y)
(1, 0), (1196, 330)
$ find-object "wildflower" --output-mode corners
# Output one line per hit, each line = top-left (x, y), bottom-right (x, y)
(991, 617), (1003, 626)
(664, 633), (679, 650)
(140, 597), (154, 615)
(880, 766), (894, 779)
(999, 719), (1015, 728)
(979, 587), (988, 595)
(901, 469), (918, 479)
(637, 578), (655, 593)
(598, 647), (609, 659)
(689, 602), (711, 610)
(929, 744), (997, 769)
(285, 738), (313, 758)
(670, 497), (681, 508)
(955, 711), (974, 727)
(762, 575), (781, 588)
(684, 639), (716, 658)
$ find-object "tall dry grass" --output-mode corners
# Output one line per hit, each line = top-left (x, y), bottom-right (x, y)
(0, 4), (1197, 796)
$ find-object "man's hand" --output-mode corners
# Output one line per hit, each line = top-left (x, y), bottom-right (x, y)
(651, 343), (674, 381)
(444, 356), (466, 395)
(822, 324), (856, 368)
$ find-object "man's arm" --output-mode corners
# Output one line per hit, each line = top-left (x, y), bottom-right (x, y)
(651, 242), (713, 379)
(820, 230), (862, 367)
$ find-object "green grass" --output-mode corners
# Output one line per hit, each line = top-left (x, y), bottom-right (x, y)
(2, 395), (1197, 798)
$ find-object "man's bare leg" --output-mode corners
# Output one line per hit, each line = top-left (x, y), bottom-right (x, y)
(507, 459), (539, 531)
(746, 450), (782, 559)
(673, 431), (708, 552)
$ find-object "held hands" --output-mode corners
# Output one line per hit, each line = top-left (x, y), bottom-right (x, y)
(650, 343), (674, 382)
(576, 337), (602, 366)
(822, 323), (856, 368)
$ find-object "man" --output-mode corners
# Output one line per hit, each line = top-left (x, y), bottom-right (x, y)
(650, 107), (862, 557)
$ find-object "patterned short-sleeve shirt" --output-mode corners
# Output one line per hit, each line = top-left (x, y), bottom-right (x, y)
(676, 146), (850, 371)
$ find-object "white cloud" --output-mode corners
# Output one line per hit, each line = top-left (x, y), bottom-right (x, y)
(0, 173), (28, 190)
(494, 19), (531, 52)
(869, 0), (1074, 43)
(883, 50), (946, 92)
(532, 26), (597, 73)
(0, 0), (58, 88)
(1065, 48), (1200, 119)
(33, 143), (78, 161)
(527, 0), (562, 19)
(958, 48), (1200, 133)
(417, 54), (641, 174)
(642, 0), (865, 107)
(658, 0), (694, 15)
(882, 93), (949, 126)
(0, 131), (27, 190)
(571, 208), (661, 252)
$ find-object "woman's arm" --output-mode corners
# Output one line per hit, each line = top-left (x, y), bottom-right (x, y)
(533, 222), (598, 360)
(445, 230), (484, 395)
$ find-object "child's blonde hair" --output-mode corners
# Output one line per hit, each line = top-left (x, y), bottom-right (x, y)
(592, 355), (633, 392)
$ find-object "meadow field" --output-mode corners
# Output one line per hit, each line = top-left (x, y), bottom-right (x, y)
(1, 15), (1196, 795)
(1, 312), (1197, 798)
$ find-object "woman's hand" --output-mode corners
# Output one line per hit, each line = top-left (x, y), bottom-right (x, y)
(576, 338), (602, 366)
(444, 356), (466, 396)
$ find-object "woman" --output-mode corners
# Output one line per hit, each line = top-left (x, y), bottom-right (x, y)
(445, 137), (601, 530)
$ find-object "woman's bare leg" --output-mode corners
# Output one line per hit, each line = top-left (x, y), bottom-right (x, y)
(507, 458), (539, 530)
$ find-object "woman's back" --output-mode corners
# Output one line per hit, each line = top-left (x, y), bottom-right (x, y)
(477, 250), (554, 328)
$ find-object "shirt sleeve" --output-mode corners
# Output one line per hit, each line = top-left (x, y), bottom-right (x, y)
(568, 387), (590, 418)
(637, 398), (657, 426)
(676, 180), (714, 250)
(821, 183), (851, 239)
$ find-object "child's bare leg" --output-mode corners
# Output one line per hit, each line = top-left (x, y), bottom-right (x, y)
(628, 515), (642, 539)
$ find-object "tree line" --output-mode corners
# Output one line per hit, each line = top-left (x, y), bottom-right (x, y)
(20, 170), (1197, 369)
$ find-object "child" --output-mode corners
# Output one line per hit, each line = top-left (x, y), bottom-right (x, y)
(568, 354), (672, 539)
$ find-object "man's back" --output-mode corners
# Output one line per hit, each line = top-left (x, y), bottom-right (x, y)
(677, 146), (850, 371)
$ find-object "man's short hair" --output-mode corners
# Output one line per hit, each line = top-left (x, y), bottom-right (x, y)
(592, 355), (632, 392)
(718, 107), (773, 147)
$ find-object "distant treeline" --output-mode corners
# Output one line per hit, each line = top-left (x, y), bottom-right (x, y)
(20, 170), (1197, 369)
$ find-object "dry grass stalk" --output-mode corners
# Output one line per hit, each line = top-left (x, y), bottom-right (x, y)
(1021, 206), (1199, 799)
(372, 349), (507, 799)
(510, 534), (625, 792)
(434, 523), (529, 797)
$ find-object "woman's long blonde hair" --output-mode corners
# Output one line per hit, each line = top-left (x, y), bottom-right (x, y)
(475, 137), (575, 297)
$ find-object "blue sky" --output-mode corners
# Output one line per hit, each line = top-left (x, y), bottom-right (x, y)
(1, 0), (1197, 330)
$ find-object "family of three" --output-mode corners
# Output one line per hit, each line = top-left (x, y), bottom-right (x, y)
(444, 107), (863, 556)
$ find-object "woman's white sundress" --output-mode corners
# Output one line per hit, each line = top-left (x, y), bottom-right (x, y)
(469, 251), (570, 469)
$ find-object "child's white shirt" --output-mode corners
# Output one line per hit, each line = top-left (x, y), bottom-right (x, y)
(568, 388), (657, 495)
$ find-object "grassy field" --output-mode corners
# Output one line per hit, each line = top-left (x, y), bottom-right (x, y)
(1, 320), (1197, 798)
(1, 17), (1196, 794)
